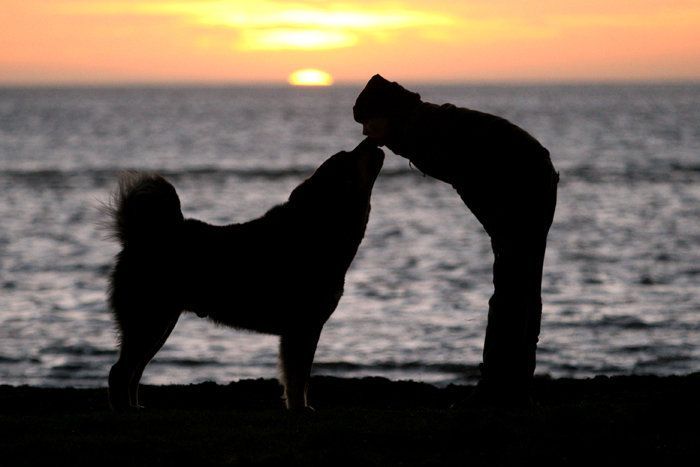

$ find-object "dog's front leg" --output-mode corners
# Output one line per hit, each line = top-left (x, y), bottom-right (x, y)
(278, 328), (322, 410)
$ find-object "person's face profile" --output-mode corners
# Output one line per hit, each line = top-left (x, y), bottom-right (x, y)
(361, 117), (390, 146)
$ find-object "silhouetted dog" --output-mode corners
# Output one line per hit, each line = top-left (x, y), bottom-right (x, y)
(106, 140), (384, 411)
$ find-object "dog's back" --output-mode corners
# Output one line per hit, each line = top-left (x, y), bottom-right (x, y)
(109, 176), (362, 333)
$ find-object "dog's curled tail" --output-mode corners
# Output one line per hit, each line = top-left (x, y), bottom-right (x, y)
(106, 171), (184, 246)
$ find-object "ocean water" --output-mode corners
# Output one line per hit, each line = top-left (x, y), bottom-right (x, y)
(0, 84), (698, 388)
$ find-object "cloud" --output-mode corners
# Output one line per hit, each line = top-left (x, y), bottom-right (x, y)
(58, 1), (458, 51)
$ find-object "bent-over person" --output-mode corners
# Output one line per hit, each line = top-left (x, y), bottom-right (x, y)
(354, 75), (559, 407)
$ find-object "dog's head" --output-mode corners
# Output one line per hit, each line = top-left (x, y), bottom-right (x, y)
(289, 139), (384, 220)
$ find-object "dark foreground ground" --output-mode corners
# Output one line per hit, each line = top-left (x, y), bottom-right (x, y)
(1, 374), (699, 466)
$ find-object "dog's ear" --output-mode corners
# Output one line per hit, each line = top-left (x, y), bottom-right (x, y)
(288, 151), (348, 204)
(289, 176), (315, 204)
(289, 160), (330, 204)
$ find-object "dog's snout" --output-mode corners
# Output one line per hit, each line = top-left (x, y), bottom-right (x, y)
(358, 146), (384, 179)
(369, 147), (385, 165)
(355, 144), (383, 163)
(352, 137), (379, 153)
(353, 141), (384, 162)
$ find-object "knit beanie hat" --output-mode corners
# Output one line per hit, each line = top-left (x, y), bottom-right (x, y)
(353, 75), (422, 123)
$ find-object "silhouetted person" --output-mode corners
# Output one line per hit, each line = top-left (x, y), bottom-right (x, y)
(354, 75), (559, 406)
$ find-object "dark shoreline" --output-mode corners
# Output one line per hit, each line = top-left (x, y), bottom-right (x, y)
(2, 374), (699, 465)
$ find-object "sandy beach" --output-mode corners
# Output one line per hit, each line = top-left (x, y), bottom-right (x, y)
(1, 374), (698, 465)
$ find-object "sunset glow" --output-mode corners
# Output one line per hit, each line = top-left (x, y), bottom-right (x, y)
(240, 30), (357, 51)
(288, 69), (334, 86)
(1, 1), (699, 84)
(57, 1), (454, 52)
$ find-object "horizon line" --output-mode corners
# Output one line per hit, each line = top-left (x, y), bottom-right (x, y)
(1, 77), (700, 89)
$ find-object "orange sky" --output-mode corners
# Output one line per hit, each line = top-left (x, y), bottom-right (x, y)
(1, 0), (699, 84)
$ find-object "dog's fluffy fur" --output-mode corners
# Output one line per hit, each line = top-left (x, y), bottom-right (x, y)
(107, 141), (384, 410)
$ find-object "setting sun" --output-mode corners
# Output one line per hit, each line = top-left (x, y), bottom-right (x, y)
(288, 69), (334, 86)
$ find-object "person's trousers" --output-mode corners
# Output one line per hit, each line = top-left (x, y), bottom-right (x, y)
(458, 158), (558, 394)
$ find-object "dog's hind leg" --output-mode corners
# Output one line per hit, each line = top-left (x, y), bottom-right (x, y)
(108, 309), (180, 411)
(127, 315), (180, 408)
(278, 327), (322, 410)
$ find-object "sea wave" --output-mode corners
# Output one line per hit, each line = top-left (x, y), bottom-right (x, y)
(0, 166), (411, 185)
(2, 162), (700, 186)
